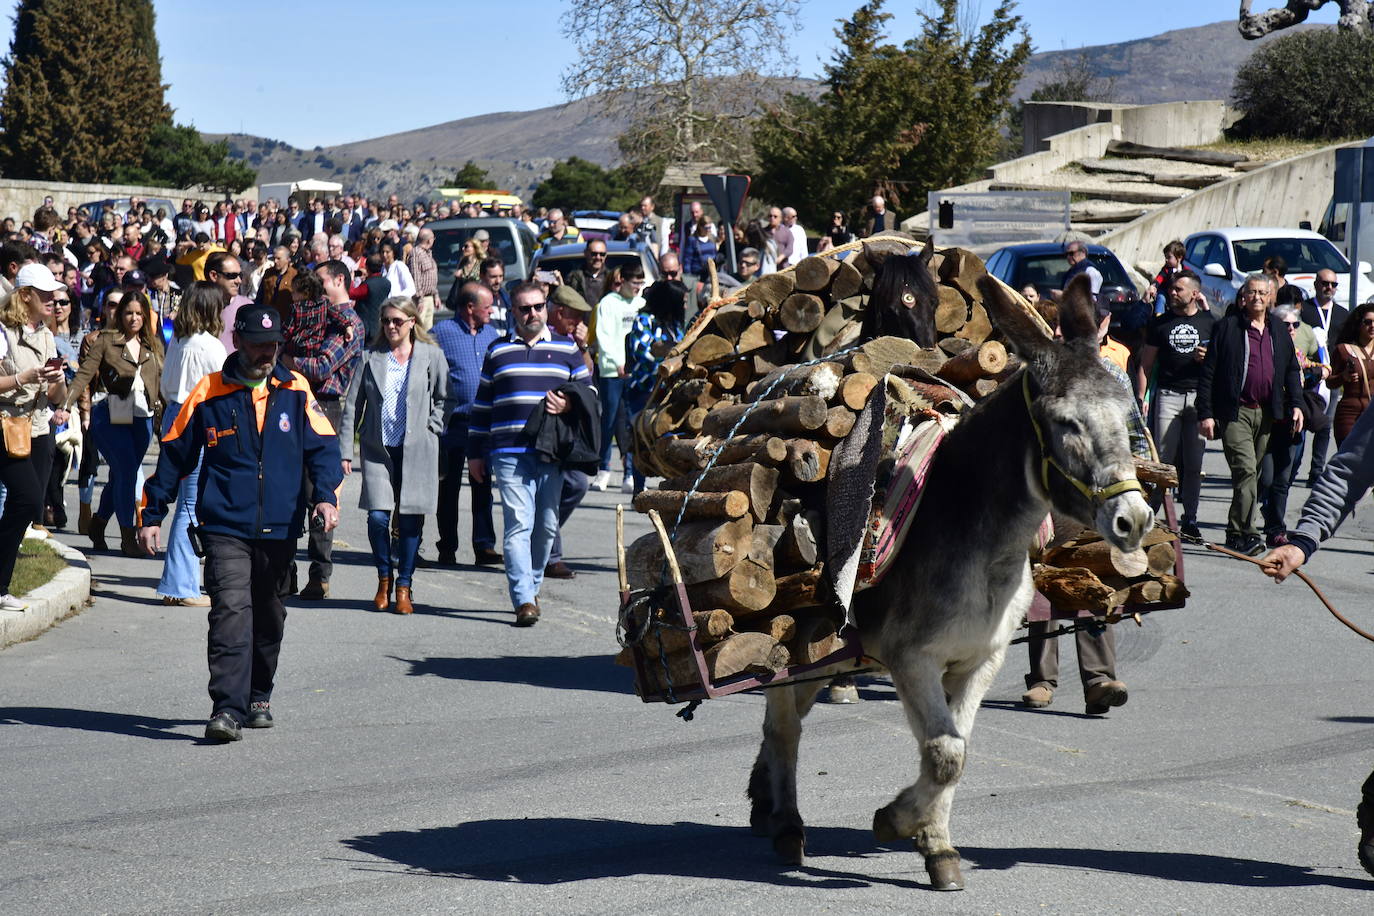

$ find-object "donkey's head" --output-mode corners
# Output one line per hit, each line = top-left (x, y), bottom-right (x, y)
(860, 243), (939, 346)
(978, 273), (1152, 552)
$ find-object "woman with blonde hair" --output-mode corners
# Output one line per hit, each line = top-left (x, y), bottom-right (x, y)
(339, 297), (449, 614)
(455, 237), (486, 283)
(0, 266), (69, 608)
(154, 282), (227, 605)
(65, 290), (164, 556)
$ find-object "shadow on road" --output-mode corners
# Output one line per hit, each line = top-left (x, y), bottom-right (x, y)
(980, 699), (1106, 720)
(0, 706), (201, 741)
(339, 818), (921, 889)
(960, 846), (1372, 889)
(388, 654), (633, 694)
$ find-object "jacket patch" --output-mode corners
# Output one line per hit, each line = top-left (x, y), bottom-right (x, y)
(278, 412), (291, 432)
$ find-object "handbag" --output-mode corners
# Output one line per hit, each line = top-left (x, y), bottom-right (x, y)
(106, 391), (135, 425)
(1, 413), (30, 458)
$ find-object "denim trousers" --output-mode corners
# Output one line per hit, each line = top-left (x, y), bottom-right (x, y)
(597, 374), (631, 471)
(156, 402), (204, 599)
(547, 469), (589, 565)
(366, 445), (423, 587)
(87, 400), (153, 527)
(490, 451), (561, 609)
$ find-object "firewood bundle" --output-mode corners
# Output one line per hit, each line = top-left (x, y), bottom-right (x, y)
(1033, 525), (1190, 614)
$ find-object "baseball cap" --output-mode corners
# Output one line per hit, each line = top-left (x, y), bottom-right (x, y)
(550, 284), (591, 313)
(122, 269), (148, 289)
(234, 306), (284, 343)
(15, 262), (65, 292)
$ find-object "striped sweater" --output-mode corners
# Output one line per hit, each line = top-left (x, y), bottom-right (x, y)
(469, 328), (594, 456)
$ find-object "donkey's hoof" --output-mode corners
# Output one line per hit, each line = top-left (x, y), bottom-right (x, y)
(925, 853), (965, 891)
(872, 804), (907, 843)
(773, 829), (806, 866)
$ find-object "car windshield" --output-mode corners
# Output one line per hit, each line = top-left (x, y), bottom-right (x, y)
(1232, 237), (1349, 274)
(1014, 252), (1132, 292)
(431, 226), (523, 271)
(535, 252), (649, 282)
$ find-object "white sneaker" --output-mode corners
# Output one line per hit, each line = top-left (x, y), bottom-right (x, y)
(25, 525), (49, 541)
(0, 593), (27, 611)
(590, 470), (612, 491)
(621, 475), (634, 493)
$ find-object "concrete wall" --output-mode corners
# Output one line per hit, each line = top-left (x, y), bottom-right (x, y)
(1022, 100), (1231, 156)
(0, 178), (204, 222)
(990, 122), (1119, 184)
(1099, 140), (1352, 270)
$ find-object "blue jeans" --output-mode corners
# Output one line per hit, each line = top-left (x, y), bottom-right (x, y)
(87, 400), (152, 528)
(156, 402), (203, 599)
(490, 451), (561, 609)
(624, 388), (649, 491)
(367, 511), (422, 587)
(547, 470), (589, 565)
(597, 374), (629, 471)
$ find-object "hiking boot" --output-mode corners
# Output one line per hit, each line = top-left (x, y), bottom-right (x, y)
(1085, 680), (1129, 715)
(205, 712), (242, 742)
(515, 602), (540, 627)
(1022, 683), (1054, 708)
(246, 702), (274, 729)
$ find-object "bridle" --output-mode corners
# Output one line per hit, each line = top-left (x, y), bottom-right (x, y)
(1022, 371), (1144, 508)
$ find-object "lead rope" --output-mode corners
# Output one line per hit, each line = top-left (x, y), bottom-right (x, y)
(1158, 521), (1374, 644)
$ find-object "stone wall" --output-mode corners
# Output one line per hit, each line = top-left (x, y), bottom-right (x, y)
(0, 177), (206, 222)
(1021, 101), (1232, 157)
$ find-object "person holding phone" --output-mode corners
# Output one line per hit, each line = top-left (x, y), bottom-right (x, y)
(136, 306), (342, 742)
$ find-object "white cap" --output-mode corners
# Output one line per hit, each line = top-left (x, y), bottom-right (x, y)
(15, 262), (65, 292)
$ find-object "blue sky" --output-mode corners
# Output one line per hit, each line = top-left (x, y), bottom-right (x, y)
(140, 0), (1341, 148)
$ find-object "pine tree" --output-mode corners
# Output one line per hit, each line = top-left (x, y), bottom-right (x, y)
(0, 0), (169, 182)
(451, 160), (493, 189)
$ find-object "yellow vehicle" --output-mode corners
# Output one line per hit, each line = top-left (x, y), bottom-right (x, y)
(438, 188), (524, 212)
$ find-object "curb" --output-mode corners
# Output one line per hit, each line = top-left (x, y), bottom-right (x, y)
(0, 535), (93, 649)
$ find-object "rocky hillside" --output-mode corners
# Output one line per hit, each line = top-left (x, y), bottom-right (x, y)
(218, 19), (1318, 203)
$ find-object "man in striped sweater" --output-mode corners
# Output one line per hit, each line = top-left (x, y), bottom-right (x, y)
(469, 281), (595, 626)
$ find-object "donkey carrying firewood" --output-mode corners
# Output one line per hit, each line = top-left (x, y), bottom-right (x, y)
(746, 273), (1153, 890)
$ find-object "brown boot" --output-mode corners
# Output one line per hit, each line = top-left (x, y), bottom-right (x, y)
(372, 577), (392, 611)
(393, 585), (413, 615)
(88, 514), (109, 551)
(77, 502), (92, 535)
(120, 526), (142, 558)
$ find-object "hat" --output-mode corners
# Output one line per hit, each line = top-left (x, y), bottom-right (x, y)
(233, 306), (284, 343)
(14, 262), (65, 292)
(142, 260), (172, 279)
(121, 269), (148, 288)
(550, 284), (592, 313)
(377, 218), (399, 231)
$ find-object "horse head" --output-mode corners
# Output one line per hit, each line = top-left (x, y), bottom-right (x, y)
(978, 273), (1152, 553)
(859, 243), (938, 346)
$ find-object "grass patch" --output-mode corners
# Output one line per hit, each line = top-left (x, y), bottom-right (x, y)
(12, 539), (65, 596)
(1197, 136), (1361, 163)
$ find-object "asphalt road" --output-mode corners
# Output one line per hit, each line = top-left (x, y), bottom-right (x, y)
(2, 441), (1373, 915)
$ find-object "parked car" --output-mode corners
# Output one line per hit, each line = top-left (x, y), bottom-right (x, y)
(1183, 227), (1374, 313)
(985, 241), (1147, 337)
(426, 217), (540, 303)
(528, 240), (660, 291)
(569, 210), (623, 243)
(79, 197), (179, 219)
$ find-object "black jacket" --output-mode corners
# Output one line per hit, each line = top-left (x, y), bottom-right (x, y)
(522, 382), (601, 473)
(1198, 310), (1303, 425)
(1299, 300), (1348, 346)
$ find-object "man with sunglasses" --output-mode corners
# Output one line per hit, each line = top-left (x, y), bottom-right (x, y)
(468, 282), (594, 626)
(206, 251), (253, 353)
(563, 240), (609, 307)
(1300, 268), (1348, 483)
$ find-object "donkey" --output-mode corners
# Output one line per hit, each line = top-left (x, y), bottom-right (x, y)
(746, 274), (1154, 890)
(859, 242), (940, 346)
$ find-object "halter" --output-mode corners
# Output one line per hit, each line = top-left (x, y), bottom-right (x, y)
(1022, 372), (1145, 508)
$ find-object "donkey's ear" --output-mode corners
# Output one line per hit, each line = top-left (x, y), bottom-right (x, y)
(918, 236), (935, 266)
(977, 275), (1055, 373)
(1058, 273), (1100, 346)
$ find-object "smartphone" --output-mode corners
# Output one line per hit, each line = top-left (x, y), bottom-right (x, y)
(44, 356), (65, 371)
(534, 270), (557, 284)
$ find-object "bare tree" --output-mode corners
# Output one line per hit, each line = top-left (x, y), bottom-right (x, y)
(560, 0), (802, 171)
(1239, 0), (1372, 38)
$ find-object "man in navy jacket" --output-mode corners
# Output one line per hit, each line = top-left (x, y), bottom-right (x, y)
(138, 307), (343, 742)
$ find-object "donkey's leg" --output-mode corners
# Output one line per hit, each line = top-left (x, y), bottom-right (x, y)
(755, 680), (826, 865)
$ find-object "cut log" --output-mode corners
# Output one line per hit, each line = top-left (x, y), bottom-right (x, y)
(935, 286), (969, 333)
(688, 333), (735, 366)
(779, 293), (825, 333)
(1043, 539), (1150, 579)
(747, 361), (843, 402)
(632, 488), (749, 521)
(660, 462), (778, 523)
(954, 303), (992, 344)
(1157, 573), (1189, 602)
(775, 511), (818, 571)
(823, 405), (856, 439)
(937, 340), (1008, 387)
(794, 256), (839, 292)
(781, 439), (824, 484)
(701, 395), (828, 438)
(789, 614), (842, 665)
(709, 304), (752, 342)
(625, 516), (753, 586)
(709, 370), (738, 392)
(1033, 565), (1115, 612)
(1146, 542), (1176, 577)
(703, 631), (790, 679)
(744, 272), (795, 310)
(763, 564), (827, 614)
(830, 259), (863, 299)
(736, 321), (773, 355)
(938, 336), (974, 357)
(838, 372), (879, 410)
(936, 247), (987, 301)
(693, 608), (735, 641)
(840, 336), (922, 377)
(684, 406), (708, 433)
(758, 614), (797, 643)
(820, 319), (864, 356)
(686, 555), (777, 614)
(1133, 457), (1179, 489)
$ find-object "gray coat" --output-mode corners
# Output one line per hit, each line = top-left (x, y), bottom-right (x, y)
(338, 340), (450, 514)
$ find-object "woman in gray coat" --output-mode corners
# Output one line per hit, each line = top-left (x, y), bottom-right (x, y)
(339, 297), (450, 614)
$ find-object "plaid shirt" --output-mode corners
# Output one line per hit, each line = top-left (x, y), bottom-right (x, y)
(284, 295), (364, 399)
(625, 312), (681, 396)
(1100, 357), (1150, 459)
(408, 244), (438, 297)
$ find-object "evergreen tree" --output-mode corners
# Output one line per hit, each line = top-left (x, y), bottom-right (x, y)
(451, 160), (493, 188)
(0, 0), (169, 182)
(531, 157), (635, 212)
(110, 123), (256, 195)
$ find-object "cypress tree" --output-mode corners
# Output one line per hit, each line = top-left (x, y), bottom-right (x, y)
(0, 0), (169, 182)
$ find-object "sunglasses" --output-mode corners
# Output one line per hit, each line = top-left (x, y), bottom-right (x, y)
(219, 271), (242, 279)
(516, 304), (546, 313)
(1362, 318), (1374, 326)
(587, 251), (607, 258)
(1282, 320), (1300, 328)
(1317, 280), (1338, 288)
(381, 316), (413, 326)
(661, 270), (680, 278)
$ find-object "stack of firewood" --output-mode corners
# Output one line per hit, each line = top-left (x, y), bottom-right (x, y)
(616, 239), (1181, 699)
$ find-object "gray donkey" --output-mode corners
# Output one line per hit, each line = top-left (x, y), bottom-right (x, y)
(747, 274), (1154, 890)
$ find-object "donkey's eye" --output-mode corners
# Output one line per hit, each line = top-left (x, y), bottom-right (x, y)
(1058, 418), (1084, 437)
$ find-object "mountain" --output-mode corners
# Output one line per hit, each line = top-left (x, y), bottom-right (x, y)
(215, 20), (1323, 203)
